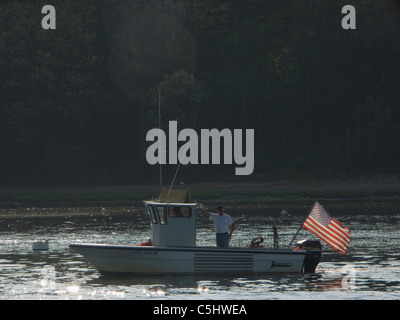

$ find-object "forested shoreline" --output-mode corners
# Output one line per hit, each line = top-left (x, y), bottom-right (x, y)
(1, 1), (399, 187)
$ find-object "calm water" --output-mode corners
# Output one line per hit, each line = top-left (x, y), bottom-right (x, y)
(0, 203), (399, 300)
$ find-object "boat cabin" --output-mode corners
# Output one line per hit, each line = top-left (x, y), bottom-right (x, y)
(143, 187), (197, 247)
(144, 201), (197, 247)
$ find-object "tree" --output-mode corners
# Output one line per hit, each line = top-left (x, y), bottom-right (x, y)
(148, 69), (204, 129)
(0, 1), (105, 185)
(107, 0), (196, 102)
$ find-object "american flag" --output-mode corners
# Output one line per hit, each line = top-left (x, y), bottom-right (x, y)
(303, 202), (350, 254)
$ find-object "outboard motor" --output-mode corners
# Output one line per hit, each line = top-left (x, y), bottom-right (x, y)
(294, 240), (322, 274)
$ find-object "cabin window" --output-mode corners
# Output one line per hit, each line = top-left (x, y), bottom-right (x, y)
(156, 206), (167, 225)
(168, 206), (192, 218)
(148, 205), (158, 224)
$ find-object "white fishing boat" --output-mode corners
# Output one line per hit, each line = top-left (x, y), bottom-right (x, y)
(70, 189), (322, 275)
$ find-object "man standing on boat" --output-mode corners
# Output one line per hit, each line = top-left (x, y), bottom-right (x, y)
(199, 205), (235, 248)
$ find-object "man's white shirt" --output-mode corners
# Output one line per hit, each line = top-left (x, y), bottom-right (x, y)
(209, 213), (233, 233)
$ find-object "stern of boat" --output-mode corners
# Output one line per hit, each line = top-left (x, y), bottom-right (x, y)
(302, 250), (322, 273)
(296, 240), (322, 273)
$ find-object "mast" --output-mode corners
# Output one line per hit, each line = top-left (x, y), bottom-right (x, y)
(158, 88), (162, 187)
(166, 121), (196, 201)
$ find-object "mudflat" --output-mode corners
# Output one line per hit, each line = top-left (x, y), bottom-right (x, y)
(1, 178), (400, 218)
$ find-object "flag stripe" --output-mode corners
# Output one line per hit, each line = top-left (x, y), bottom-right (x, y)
(327, 225), (350, 243)
(330, 218), (351, 241)
(304, 218), (348, 250)
(308, 217), (350, 250)
(304, 217), (348, 252)
(302, 202), (351, 254)
(304, 223), (345, 254)
(326, 221), (350, 245)
(307, 216), (349, 245)
(304, 221), (347, 253)
(304, 223), (346, 254)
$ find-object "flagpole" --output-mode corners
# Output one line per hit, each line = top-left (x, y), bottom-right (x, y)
(287, 201), (317, 249)
(287, 224), (304, 249)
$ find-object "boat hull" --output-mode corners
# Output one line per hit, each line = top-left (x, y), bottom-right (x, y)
(70, 244), (321, 274)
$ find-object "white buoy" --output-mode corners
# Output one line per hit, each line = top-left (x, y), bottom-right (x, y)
(280, 209), (288, 216)
(32, 240), (49, 251)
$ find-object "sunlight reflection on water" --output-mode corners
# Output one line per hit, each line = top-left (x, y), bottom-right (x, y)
(0, 204), (399, 299)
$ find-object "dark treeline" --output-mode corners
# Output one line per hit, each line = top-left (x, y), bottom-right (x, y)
(1, 0), (400, 187)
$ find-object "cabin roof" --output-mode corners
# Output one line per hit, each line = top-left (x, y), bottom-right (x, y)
(156, 187), (191, 203)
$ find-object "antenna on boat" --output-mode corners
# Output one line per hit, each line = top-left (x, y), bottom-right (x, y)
(167, 163), (181, 200)
(158, 88), (162, 187)
(166, 121), (196, 201)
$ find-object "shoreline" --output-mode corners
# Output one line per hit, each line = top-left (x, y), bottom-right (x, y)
(1, 178), (400, 210)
